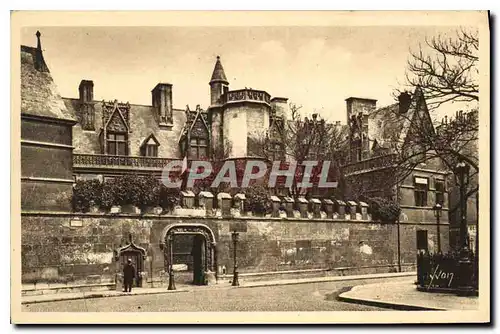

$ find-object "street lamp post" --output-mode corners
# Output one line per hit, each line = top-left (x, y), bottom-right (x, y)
(168, 233), (176, 291)
(231, 231), (240, 287)
(433, 203), (442, 254)
(455, 160), (472, 294)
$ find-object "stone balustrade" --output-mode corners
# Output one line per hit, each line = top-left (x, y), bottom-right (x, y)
(73, 153), (175, 170)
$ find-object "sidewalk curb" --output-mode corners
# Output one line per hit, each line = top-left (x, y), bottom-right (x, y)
(337, 283), (446, 311)
(22, 289), (189, 305)
(22, 272), (415, 305)
(238, 272), (416, 289)
(337, 291), (446, 311)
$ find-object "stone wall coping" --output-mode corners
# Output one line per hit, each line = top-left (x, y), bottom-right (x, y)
(21, 211), (450, 225)
(335, 199), (346, 205)
(180, 190), (195, 197)
(359, 201), (369, 207)
(309, 198), (322, 204)
(323, 199), (334, 205)
(198, 191), (214, 198)
(234, 193), (246, 200)
(217, 192), (232, 199)
(283, 197), (295, 203)
(347, 200), (358, 206)
(297, 197), (309, 204)
(270, 195), (281, 202)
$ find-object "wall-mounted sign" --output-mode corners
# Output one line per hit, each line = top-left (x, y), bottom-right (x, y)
(70, 219), (83, 227)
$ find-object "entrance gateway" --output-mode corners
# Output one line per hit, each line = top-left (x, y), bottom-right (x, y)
(161, 223), (217, 285)
(115, 233), (147, 288)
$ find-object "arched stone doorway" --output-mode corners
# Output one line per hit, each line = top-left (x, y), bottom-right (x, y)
(160, 223), (217, 286)
(114, 234), (147, 287)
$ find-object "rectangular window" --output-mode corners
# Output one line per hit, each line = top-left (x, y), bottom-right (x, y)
(435, 180), (445, 205)
(190, 137), (208, 159)
(107, 132), (127, 156)
(146, 144), (158, 157)
(414, 177), (428, 207)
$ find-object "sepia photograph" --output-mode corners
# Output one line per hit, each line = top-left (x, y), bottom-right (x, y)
(10, 10), (490, 324)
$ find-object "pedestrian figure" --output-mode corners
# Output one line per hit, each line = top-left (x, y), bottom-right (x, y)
(123, 258), (135, 292)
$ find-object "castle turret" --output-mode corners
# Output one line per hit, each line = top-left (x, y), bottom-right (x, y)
(209, 56), (229, 106)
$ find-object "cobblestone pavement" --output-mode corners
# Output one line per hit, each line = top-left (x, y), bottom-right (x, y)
(22, 277), (409, 312)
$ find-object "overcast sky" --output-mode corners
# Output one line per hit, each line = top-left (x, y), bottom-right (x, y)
(21, 26), (473, 123)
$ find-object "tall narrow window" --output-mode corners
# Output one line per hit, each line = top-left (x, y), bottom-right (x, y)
(145, 144), (158, 157)
(414, 177), (428, 207)
(435, 180), (445, 205)
(189, 138), (208, 159)
(107, 132), (127, 156)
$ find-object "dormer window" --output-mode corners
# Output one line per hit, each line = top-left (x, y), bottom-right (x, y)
(107, 132), (128, 156)
(189, 138), (208, 159)
(145, 144), (158, 157)
(140, 134), (160, 158)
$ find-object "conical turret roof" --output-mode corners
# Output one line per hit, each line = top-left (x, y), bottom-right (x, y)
(210, 56), (228, 84)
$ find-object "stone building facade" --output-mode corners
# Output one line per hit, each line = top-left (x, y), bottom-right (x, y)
(65, 52), (288, 180)
(342, 89), (450, 253)
(21, 32), (77, 212)
(19, 32), (450, 289)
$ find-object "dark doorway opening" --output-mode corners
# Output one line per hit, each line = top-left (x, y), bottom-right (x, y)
(162, 223), (217, 286)
(115, 235), (147, 288)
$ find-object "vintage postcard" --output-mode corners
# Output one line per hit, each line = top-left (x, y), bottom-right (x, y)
(10, 10), (490, 324)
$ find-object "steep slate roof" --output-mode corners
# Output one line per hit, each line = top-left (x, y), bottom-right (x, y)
(366, 88), (428, 153)
(209, 56), (228, 84)
(64, 98), (187, 157)
(20, 45), (76, 122)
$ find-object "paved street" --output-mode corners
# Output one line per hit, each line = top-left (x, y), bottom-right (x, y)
(22, 277), (406, 312)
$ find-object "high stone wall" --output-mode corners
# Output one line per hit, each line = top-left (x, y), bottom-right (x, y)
(20, 213), (449, 285)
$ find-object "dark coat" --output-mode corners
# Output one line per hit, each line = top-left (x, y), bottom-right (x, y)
(123, 263), (136, 281)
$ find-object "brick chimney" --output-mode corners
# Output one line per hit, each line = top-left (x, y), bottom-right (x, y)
(79, 80), (94, 102)
(398, 91), (412, 113)
(345, 97), (377, 118)
(270, 97), (289, 119)
(152, 83), (173, 125)
(79, 80), (95, 131)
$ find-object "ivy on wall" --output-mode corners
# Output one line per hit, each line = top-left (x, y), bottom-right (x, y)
(367, 197), (401, 223)
(244, 184), (272, 216)
(73, 175), (180, 213)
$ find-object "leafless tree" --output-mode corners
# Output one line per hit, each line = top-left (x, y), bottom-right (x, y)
(250, 102), (348, 199)
(392, 28), (479, 203)
(398, 28), (479, 110)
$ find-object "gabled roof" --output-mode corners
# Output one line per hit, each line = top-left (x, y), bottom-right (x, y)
(63, 97), (187, 156)
(178, 105), (209, 143)
(209, 56), (228, 84)
(20, 43), (76, 122)
(367, 87), (430, 153)
(140, 133), (161, 148)
(103, 101), (130, 132)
